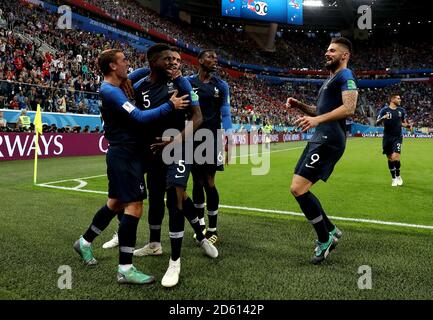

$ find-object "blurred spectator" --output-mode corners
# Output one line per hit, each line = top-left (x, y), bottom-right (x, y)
(0, 110), (7, 128)
(9, 96), (19, 110)
(77, 100), (89, 114)
(17, 108), (30, 130)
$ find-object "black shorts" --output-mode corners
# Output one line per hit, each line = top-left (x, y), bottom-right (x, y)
(191, 145), (224, 176)
(192, 132), (225, 175)
(382, 135), (402, 155)
(294, 142), (345, 183)
(191, 163), (223, 178)
(143, 152), (167, 192)
(165, 143), (192, 188)
(106, 146), (146, 203)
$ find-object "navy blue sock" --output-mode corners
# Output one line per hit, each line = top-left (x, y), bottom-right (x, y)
(147, 161), (167, 243)
(205, 186), (219, 230)
(298, 191), (335, 232)
(183, 197), (205, 241)
(295, 191), (330, 243)
(388, 160), (396, 178)
(148, 197), (165, 243)
(118, 214), (139, 265)
(193, 182), (205, 221)
(395, 160), (401, 177)
(169, 207), (185, 261)
(83, 205), (117, 243)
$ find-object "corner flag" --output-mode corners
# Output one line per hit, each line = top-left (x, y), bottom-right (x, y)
(33, 104), (43, 184)
(34, 104), (43, 135)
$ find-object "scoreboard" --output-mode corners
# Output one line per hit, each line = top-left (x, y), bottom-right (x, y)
(221, 0), (303, 25)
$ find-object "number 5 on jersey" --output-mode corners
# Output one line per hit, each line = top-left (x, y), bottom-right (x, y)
(141, 90), (151, 108)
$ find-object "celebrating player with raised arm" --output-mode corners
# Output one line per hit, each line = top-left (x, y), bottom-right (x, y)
(286, 37), (358, 264)
(130, 44), (218, 288)
(73, 49), (188, 285)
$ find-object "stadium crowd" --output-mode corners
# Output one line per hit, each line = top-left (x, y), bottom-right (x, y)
(0, 2), (145, 114)
(0, 1), (432, 130)
(83, 0), (433, 70)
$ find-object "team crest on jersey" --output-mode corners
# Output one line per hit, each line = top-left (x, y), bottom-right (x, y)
(398, 111), (402, 117)
(214, 86), (220, 98)
(191, 90), (199, 102)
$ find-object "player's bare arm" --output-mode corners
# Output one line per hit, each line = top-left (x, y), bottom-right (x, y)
(402, 119), (412, 130)
(295, 90), (358, 132)
(286, 97), (317, 116)
(175, 105), (203, 144)
(151, 105), (203, 153)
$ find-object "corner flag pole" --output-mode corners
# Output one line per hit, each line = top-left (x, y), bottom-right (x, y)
(33, 104), (43, 185)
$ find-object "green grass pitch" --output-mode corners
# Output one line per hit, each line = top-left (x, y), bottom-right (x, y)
(0, 138), (432, 299)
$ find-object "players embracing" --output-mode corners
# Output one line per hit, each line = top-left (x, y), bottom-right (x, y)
(131, 44), (219, 287)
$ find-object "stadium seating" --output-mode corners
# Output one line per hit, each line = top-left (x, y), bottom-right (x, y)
(0, 1), (431, 130)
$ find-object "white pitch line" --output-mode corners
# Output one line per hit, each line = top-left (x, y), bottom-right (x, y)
(36, 184), (107, 194)
(41, 174), (106, 185)
(72, 179), (88, 190)
(234, 145), (305, 158)
(35, 183), (433, 231)
(219, 204), (433, 230)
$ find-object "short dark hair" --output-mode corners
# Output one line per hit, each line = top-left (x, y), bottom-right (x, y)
(170, 46), (181, 54)
(331, 37), (353, 53)
(390, 93), (400, 100)
(198, 49), (216, 60)
(98, 49), (122, 75)
(146, 43), (171, 63)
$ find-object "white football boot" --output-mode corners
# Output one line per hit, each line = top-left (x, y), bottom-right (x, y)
(161, 258), (181, 288)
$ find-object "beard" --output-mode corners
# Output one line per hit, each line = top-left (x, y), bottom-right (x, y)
(155, 66), (172, 79)
(325, 59), (340, 72)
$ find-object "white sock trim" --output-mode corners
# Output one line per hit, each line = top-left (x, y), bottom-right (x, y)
(81, 237), (91, 247)
(208, 210), (218, 216)
(119, 264), (133, 272)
